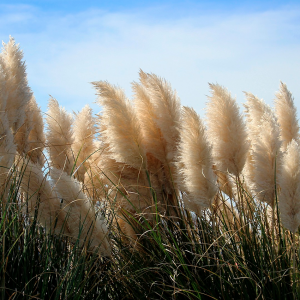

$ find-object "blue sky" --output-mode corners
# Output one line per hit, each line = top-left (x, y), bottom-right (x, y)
(1, 0), (300, 118)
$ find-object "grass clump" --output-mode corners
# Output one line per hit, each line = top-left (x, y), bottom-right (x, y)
(1, 36), (300, 299)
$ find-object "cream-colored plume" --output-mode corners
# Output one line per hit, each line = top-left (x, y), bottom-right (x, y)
(18, 157), (68, 234)
(132, 78), (166, 163)
(0, 37), (32, 135)
(14, 96), (45, 161)
(278, 140), (300, 232)
(93, 81), (146, 170)
(133, 73), (176, 211)
(275, 82), (299, 151)
(73, 105), (96, 182)
(133, 71), (181, 214)
(97, 144), (152, 214)
(206, 84), (249, 177)
(177, 106), (217, 214)
(0, 112), (17, 200)
(46, 97), (74, 174)
(26, 96), (46, 166)
(243, 93), (274, 188)
(244, 92), (273, 138)
(252, 111), (282, 206)
(145, 72), (181, 163)
(50, 168), (111, 256)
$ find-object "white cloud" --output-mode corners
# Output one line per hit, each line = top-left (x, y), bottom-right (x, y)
(1, 4), (300, 117)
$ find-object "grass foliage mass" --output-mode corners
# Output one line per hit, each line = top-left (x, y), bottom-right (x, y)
(1, 37), (300, 299)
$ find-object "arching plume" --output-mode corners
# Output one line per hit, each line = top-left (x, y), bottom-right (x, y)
(275, 82), (299, 151)
(243, 92), (272, 190)
(0, 37), (32, 141)
(17, 157), (69, 234)
(177, 106), (217, 214)
(26, 96), (46, 166)
(46, 97), (74, 174)
(252, 111), (282, 206)
(93, 81), (146, 170)
(132, 77), (166, 163)
(73, 105), (96, 182)
(0, 70), (16, 199)
(50, 168), (111, 256)
(244, 93), (273, 188)
(278, 140), (300, 232)
(145, 72), (181, 163)
(206, 83), (249, 177)
(133, 70), (182, 214)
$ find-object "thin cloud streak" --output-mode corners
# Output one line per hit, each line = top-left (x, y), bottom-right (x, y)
(1, 4), (300, 117)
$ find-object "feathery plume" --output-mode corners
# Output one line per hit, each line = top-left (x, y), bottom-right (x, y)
(17, 157), (69, 234)
(83, 140), (108, 201)
(145, 72), (181, 163)
(46, 97), (74, 174)
(0, 70), (15, 200)
(93, 81), (146, 169)
(73, 105), (96, 182)
(133, 71), (182, 215)
(252, 111), (282, 206)
(177, 107), (217, 214)
(0, 112), (16, 199)
(133, 74), (175, 211)
(244, 92), (273, 138)
(51, 168), (111, 256)
(132, 78), (166, 163)
(243, 93), (273, 188)
(278, 140), (300, 232)
(0, 36), (32, 133)
(206, 84), (249, 177)
(26, 96), (46, 166)
(275, 82), (299, 151)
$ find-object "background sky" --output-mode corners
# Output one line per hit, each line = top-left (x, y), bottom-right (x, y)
(0, 0), (299, 119)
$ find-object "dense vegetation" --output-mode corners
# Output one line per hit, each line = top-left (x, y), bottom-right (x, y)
(1, 37), (300, 299)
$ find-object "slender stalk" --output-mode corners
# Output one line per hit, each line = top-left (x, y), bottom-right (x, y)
(1, 204), (5, 300)
(292, 232), (298, 297)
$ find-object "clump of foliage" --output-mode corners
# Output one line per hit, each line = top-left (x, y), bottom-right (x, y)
(1, 37), (300, 299)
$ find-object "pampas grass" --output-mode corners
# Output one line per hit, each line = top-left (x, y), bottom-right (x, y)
(244, 93), (275, 192)
(3, 36), (300, 299)
(278, 139), (300, 233)
(244, 92), (282, 207)
(73, 105), (96, 182)
(252, 110), (282, 206)
(132, 76), (166, 164)
(93, 81), (146, 169)
(46, 97), (74, 174)
(26, 96), (46, 166)
(206, 84), (249, 177)
(17, 156), (68, 234)
(144, 71), (181, 164)
(177, 106), (217, 214)
(0, 112), (16, 199)
(0, 37), (32, 134)
(50, 168), (111, 256)
(275, 82), (300, 150)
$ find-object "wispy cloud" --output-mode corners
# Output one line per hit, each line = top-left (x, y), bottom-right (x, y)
(1, 3), (300, 116)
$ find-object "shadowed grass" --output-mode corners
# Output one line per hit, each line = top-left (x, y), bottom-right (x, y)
(0, 161), (299, 299)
